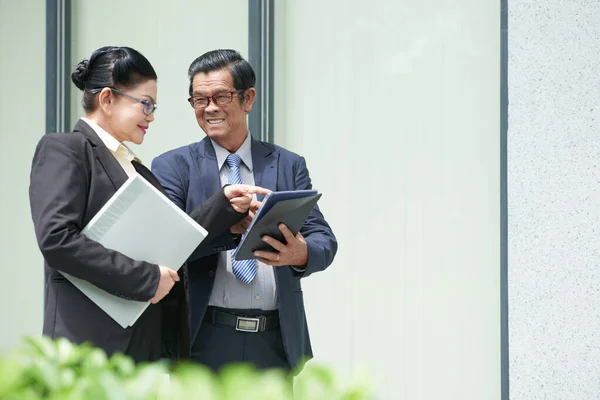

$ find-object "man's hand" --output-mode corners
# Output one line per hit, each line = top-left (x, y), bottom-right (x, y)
(150, 266), (180, 304)
(224, 185), (270, 213)
(230, 200), (262, 234)
(254, 224), (309, 267)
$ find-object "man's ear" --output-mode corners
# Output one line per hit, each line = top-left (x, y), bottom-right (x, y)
(97, 87), (114, 114)
(242, 88), (256, 113)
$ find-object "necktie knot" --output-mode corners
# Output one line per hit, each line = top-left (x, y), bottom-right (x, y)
(226, 153), (241, 169)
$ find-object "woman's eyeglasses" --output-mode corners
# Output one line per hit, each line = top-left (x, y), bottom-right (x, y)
(90, 87), (157, 115)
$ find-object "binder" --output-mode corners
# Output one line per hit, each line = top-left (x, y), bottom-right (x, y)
(233, 190), (321, 261)
(61, 174), (207, 328)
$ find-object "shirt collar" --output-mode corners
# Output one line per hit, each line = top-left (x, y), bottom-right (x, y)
(210, 132), (253, 172)
(80, 117), (141, 163)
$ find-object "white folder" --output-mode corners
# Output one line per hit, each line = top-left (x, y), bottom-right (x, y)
(62, 174), (207, 328)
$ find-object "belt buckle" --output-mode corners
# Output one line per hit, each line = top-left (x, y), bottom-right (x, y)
(235, 316), (261, 333)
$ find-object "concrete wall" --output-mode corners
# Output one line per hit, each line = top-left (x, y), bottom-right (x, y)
(508, 1), (600, 398)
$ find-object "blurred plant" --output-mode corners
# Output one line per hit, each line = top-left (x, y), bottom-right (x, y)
(0, 336), (374, 400)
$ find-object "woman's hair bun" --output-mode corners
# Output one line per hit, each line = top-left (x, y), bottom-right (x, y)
(71, 59), (90, 90)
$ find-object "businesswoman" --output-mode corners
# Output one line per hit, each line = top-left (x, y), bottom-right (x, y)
(29, 46), (266, 363)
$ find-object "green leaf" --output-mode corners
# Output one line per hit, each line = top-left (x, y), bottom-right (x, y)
(2, 386), (42, 400)
(294, 363), (338, 400)
(23, 336), (57, 359)
(122, 362), (170, 400)
(216, 363), (295, 400)
(168, 362), (219, 400)
(108, 353), (136, 378)
(97, 372), (129, 400)
(0, 336), (375, 399)
(65, 371), (127, 400)
(0, 354), (27, 397)
(80, 348), (109, 372)
(253, 368), (294, 400)
(54, 337), (80, 366)
(339, 368), (374, 400)
(24, 359), (62, 394)
(218, 364), (260, 399)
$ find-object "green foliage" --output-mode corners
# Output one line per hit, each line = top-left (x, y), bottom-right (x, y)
(0, 337), (374, 400)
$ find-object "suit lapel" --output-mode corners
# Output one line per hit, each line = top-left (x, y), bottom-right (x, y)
(251, 138), (278, 199)
(74, 120), (128, 191)
(131, 161), (169, 197)
(192, 137), (279, 203)
(250, 140), (285, 284)
(192, 138), (222, 203)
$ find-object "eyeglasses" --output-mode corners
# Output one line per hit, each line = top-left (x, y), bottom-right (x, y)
(188, 89), (245, 109)
(90, 87), (157, 115)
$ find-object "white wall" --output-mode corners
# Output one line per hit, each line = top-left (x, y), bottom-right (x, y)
(508, 1), (600, 399)
(276, 1), (501, 399)
(0, 0), (249, 354)
(70, 0), (249, 163)
(1, 2), (503, 398)
(0, 0), (45, 352)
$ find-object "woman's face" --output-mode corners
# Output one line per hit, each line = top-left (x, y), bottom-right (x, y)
(103, 79), (157, 144)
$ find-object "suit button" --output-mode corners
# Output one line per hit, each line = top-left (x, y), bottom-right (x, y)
(208, 270), (214, 278)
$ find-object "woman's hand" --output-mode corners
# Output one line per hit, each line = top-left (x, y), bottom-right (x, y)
(224, 185), (270, 213)
(150, 266), (179, 304)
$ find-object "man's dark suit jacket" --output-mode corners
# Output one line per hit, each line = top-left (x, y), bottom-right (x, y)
(151, 136), (338, 369)
(29, 120), (244, 359)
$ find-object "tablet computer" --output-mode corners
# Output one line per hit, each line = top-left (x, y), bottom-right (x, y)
(233, 190), (321, 260)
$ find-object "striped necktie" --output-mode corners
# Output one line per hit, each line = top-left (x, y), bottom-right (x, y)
(226, 153), (257, 284)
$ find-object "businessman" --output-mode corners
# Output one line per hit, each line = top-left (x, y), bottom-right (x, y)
(152, 49), (337, 372)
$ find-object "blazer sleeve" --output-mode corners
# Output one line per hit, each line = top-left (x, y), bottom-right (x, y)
(29, 135), (160, 301)
(188, 186), (246, 248)
(294, 156), (338, 277)
(151, 155), (244, 261)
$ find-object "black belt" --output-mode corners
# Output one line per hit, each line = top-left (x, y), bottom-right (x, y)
(205, 307), (279, 333)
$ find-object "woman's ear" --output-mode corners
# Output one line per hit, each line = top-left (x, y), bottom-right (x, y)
(97, 87), (114, 115)
(242, 88), (256, 113)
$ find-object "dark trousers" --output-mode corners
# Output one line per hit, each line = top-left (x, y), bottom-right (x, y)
(124, 303), (162, 364)
(191, 307), (290, 373)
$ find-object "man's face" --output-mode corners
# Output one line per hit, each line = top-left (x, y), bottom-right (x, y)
(190, 68), (255, 149)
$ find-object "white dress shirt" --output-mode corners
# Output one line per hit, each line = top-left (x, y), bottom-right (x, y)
(80, 117), (140, 178)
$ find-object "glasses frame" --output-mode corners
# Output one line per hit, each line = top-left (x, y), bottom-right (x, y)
(187, 89), (245, 109)
(90, 87), (157, 115)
